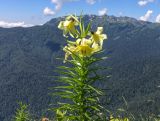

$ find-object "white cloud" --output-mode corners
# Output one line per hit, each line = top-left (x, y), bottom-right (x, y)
(51, 0), (62, 11)
(138, 0), (154, 6)
(86, 0), (96, 5)
(43, 7), (55, 16)
(98, 8), (107, 16)
(0, 21), (33, 28)
(43, 0), (78, 16)
(155, 14), (160, 23)
(138, 1), (148, 6)
(51, 0), (79, 10)
(139, 10), (153, 21)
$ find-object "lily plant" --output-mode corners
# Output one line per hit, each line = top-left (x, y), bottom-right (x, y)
(53, 14), (107, 121)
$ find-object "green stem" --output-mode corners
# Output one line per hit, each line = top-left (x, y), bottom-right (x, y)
(79, 57), (88, 121)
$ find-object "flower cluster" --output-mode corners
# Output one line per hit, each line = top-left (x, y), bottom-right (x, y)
(58, 15), (107, 62)
(58, 15), (79, 37)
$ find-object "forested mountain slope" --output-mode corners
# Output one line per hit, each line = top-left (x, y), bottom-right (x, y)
(0, 15), (160, 120)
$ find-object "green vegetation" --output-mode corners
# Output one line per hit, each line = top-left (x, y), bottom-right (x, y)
(13, 102), (31, 121)
(0, 15), (160, 120)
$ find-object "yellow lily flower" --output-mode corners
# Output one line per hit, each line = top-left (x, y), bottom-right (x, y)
(75, 38), (94, 57)
(63, 36), (104, 61)
(76, 38), (92, 46)
(63, 38), (95, 60)
(76, 44), (93, 57)
(66, 15), (79, 25)
(90, 27), (107, 48)
(63, 44), (77, 62)
(92, 43), (102, 52)
(58, 15), (79, 37)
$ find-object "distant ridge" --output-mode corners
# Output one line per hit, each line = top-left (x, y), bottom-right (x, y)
(0, 15), (160, 120)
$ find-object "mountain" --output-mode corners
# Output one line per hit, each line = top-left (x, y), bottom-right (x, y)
(0, 15), (160, 120)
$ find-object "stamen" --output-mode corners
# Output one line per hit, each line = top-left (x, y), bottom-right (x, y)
(91, 31), (94, 34)
(70, 18), (75, 22)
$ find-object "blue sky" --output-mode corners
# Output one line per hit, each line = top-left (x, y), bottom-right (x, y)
(0, 0), (160, 27)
